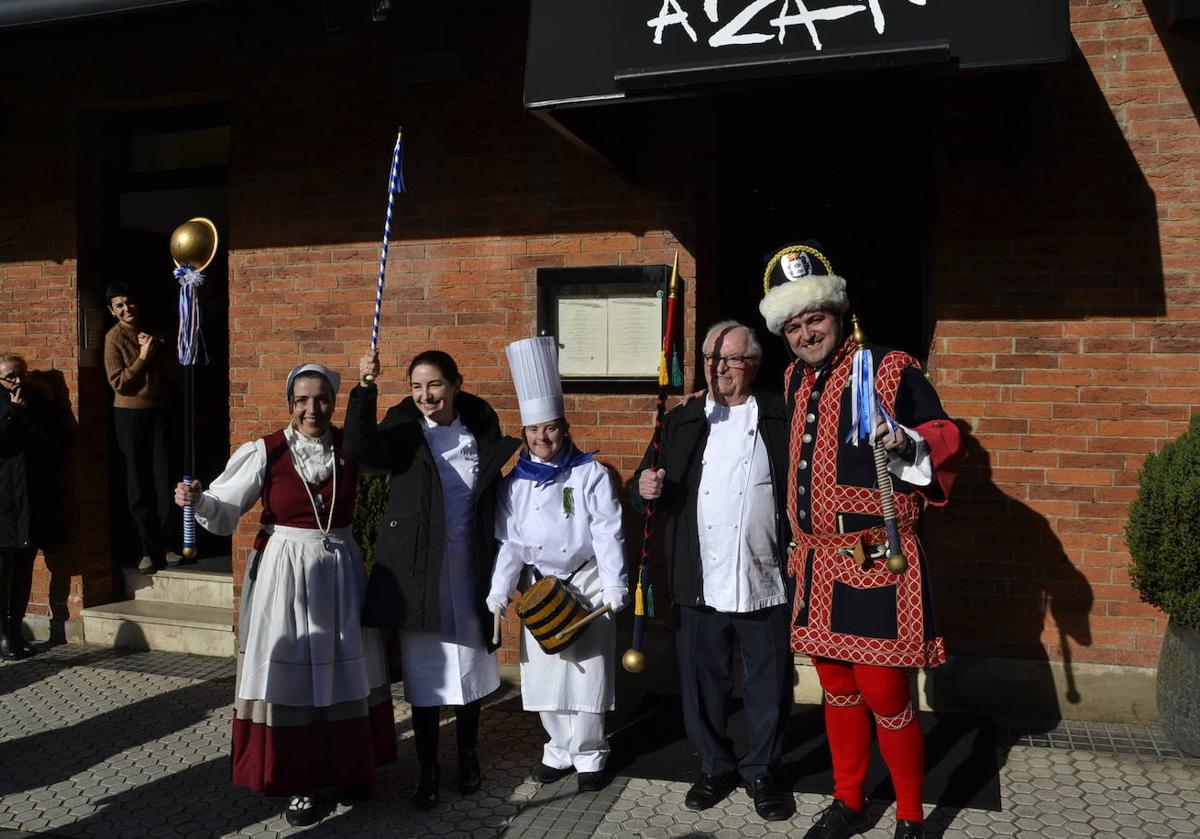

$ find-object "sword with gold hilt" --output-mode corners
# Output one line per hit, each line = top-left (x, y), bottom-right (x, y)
(850, 315), (908, 574)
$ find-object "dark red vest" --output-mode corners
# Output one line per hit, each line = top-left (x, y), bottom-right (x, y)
(252, 429), (358, 552)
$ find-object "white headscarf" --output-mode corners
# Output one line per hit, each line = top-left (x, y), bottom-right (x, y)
(285, 362), (341, 404)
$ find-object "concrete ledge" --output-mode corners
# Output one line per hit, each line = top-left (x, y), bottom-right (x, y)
(80, 600), (235, 658)
(120, 555), (234, 609)
(793, 654), (1159, 724)
(19, 614), (85, 645)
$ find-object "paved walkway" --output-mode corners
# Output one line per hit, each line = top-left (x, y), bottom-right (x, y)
(1, 645), (1197, 838)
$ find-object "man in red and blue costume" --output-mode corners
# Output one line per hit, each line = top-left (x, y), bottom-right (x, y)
(758, 242), (963, 839)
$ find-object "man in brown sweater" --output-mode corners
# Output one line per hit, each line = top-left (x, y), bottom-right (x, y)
(104, 282), (181, 572)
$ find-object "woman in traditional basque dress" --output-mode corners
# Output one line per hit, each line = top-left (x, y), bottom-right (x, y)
(174, 363), (395, 828)
(346, 349), (520, 811)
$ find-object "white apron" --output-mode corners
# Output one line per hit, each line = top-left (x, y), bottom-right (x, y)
(519, 558), (615, 713)
(237, 525), (389, 707)
(400, 418), (499, 708)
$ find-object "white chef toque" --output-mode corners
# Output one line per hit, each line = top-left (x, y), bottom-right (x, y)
(505, 336), (564, 426)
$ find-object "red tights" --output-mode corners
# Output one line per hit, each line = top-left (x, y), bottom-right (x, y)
(812, 657), (925, 824)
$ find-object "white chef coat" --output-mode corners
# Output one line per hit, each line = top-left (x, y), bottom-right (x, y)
(491, 457), (627, 712)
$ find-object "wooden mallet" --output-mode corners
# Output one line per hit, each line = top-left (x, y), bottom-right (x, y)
(554, 603), (612, 641)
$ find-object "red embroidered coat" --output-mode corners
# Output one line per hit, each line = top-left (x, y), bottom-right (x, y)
(785, 337), (962, 668)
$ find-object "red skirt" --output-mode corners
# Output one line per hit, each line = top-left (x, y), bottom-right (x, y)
(231, 686), (397, 795)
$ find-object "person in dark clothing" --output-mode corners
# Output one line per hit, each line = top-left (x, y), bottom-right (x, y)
(0, 353), (65, 659)
(345, 349), (520, 812)
(630, 320), (796, 822)
(103, 282), (180, 572)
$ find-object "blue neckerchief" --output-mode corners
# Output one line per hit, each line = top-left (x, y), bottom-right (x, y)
(513, 442), (597, 488)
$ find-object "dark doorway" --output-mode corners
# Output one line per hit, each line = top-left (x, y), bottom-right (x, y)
(85, 104), (231, 583)
(703, 75), (933, 385)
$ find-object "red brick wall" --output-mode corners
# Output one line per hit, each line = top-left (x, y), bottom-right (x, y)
(0, 1), (1192, 680)
(924, 0), (1199, 668)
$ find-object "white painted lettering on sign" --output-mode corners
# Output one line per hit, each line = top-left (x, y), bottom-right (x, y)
(648, 0), (699, 44)
(649, 0), (930, 50)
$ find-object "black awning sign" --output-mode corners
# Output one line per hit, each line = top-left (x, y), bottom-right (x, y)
(525, 0), (1072, 109)
(648, 0), (927, 51)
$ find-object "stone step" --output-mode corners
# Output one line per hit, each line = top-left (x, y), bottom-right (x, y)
(80, 600), (235, 658)
(120, 555), (234, 610)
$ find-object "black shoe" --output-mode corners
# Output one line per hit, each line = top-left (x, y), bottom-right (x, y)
(894, 820), (924, 839)
(284, 792), (322, 827)
(803, 799), (871, 839)
(746, 774), (795, 821)
(534, 763), (574, 784)
(458, 749), (482, 795)
(0, 635), (26, 661)
(684, 772), (740, 811)
(5, 624), (32, 657)
(577, 770), (610, 792)
(414, 763), (440, 810)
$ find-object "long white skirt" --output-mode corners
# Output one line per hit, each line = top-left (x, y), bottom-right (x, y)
(520, 558), (615, 714)
(237, 525), (389, 706)
(401, 532), (499, 707)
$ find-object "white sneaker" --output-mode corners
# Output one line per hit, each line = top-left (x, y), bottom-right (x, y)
(137, 556), (155, 573)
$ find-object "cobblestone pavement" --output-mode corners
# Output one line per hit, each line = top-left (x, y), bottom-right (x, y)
(1, 644), (1197, 838)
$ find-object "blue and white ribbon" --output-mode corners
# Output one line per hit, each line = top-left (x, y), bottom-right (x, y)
(175, 266), (207, 366)
(846, 345), (894, 446)
(371, 129), (406, 356)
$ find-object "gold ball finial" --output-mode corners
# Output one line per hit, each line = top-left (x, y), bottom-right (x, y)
(622, 649), (646, 673)
(886, 553), (908, 574)
(851, 314), (867, 349)
(170, 217), (219, 271)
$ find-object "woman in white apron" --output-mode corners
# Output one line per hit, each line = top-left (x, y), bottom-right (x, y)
(174, 363), (395, 828)
(487, 337), (628, 791)
(345, 349), (519, 810)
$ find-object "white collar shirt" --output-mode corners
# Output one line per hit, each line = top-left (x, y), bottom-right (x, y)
(696, 396), (785, 613)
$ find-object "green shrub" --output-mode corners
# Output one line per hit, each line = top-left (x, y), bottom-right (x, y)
(352, 473), (391, 572)
(1125, 414), (1200, 630)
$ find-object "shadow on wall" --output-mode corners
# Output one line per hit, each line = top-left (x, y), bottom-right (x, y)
(1147, 0), (1200, 123)
(922, 422), (1094, 723)
(25, 367), (79, 638)
(931, 40), (1165, 322)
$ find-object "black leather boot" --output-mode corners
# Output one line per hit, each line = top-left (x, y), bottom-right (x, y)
(414, 763), (440, 810)
(0, 553), (20, 660)
(458, 749), (482, 795)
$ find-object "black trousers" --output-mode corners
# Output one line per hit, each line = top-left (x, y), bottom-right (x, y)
(0, 546), (36, 636)
(676, 603), (793, 781)
(113, 407), (175, 558)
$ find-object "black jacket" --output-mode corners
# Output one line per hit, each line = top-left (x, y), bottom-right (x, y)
(629, 392), (791, 609)
(344, 385), (520, 646)
(0, 387), (65, 550)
